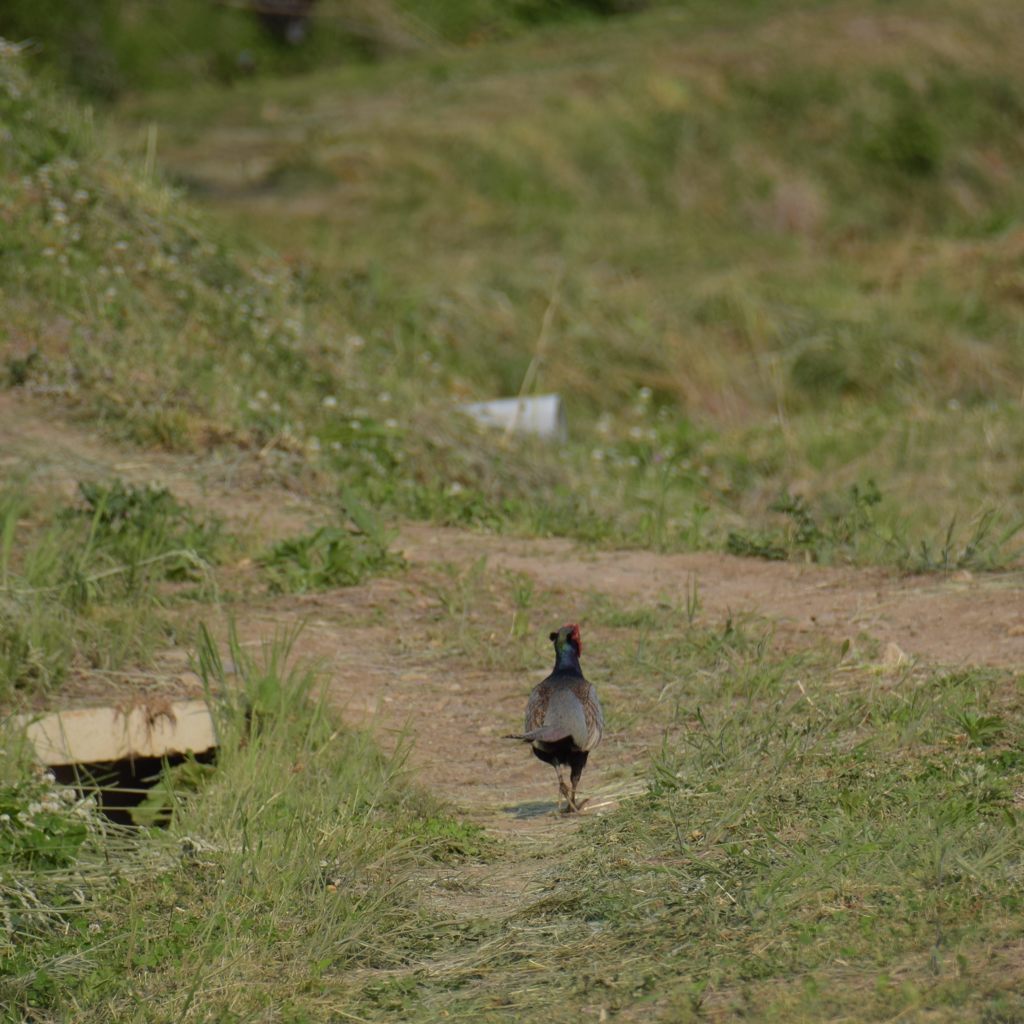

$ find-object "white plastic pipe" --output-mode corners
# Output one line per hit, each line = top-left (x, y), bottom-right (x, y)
(459, 393), (567, 442)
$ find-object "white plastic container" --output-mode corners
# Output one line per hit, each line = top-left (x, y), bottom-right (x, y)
(459, 393), (567, 442)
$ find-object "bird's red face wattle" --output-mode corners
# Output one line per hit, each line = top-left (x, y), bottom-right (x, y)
(565, 623), (582, 656)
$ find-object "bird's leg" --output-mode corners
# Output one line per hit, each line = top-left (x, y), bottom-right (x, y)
(569, 766), (588, 813)
(554, 764), (570, 811)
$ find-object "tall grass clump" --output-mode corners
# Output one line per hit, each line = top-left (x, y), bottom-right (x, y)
(1, 624), (469, 1022)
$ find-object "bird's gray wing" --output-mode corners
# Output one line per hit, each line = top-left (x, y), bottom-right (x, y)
(545, 687), (590, 749)
(582, 684), (604, 751)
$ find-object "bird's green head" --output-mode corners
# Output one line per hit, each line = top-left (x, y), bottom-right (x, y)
(549, 623), (582, 659)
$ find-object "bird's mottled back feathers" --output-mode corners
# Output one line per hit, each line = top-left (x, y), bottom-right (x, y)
(524, 674), (603, 754)
(524, 681), (551, 734)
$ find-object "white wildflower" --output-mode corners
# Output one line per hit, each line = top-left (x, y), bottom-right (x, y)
(321, 395), (338, 408)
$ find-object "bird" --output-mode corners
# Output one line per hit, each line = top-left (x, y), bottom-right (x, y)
(505, 623), (604, 813)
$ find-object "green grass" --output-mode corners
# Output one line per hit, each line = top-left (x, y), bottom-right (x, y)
(4, 8), (1024, 1021)
(8, 7), (1024, 565)
(4, 569), (1024, 1020)
(0, 480), (230, 702)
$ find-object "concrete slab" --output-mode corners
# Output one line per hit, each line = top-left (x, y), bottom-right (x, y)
(20, 699), (217, 766)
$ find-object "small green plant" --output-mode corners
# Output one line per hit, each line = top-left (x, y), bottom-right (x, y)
(260, 524), (401, 593)
(728, 482), (889, 565)
(510, 572), (534, 639)
(954, 710), (1005, 748)
(260, 486), (403, 594)
(684, 572), (700, 625)
(400, 815), (490, 862)
(130, 755), (217, 828)
(71, 479), (223, 582)
(726, 529), (788, 561)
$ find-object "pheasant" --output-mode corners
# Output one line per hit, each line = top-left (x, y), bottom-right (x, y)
(506, 624), (604, 813)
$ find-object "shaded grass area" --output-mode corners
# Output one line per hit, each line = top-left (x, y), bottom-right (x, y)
(0, 0), (660, 99)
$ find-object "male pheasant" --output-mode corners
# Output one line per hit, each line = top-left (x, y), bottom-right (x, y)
(506, 624), (604, 813)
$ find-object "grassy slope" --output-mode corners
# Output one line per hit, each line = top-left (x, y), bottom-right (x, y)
(122, 0), (1024, 560)
(9, 2), (1024, 563)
